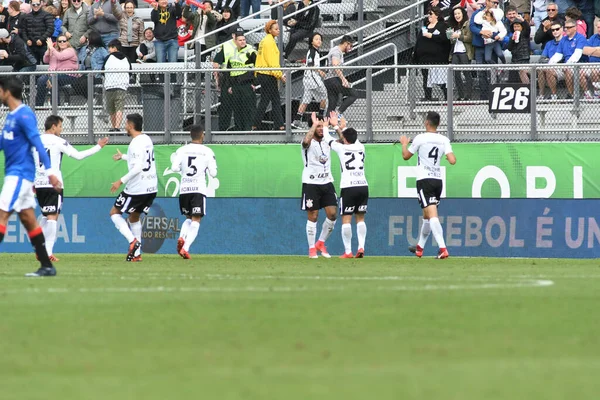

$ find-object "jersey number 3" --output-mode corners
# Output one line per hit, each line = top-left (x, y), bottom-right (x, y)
(143, 150), (155, 172)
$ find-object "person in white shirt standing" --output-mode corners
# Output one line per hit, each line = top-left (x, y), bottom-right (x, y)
(399, 111), (456, 259)
(33, 114), (108, 261)
(301, 114), (337, 259)
(321, 112), (368, 259)
(170, 124), (217, 260)
(110, 113), (158, 262)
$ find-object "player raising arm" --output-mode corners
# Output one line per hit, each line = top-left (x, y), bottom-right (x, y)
(33, 115), (109, 261)
(109, 113), (158, 262)
(0, 77), (62, 277)
(301, 112), (337, 258)
(399, 111), (456, 259)
(170, 124), (217, 260)
(320, 112), (368, 258)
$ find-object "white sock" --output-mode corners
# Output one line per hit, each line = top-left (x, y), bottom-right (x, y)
(111, 214), (135, 243)
(183, 221), (200, 251)
(318, 218), (336, 243)
(356, 221), (366, 250)
(342, 223), (352, 254)
(180, 218), (192, 240)
(429, 217), (446, 249)
(40, 216), (48, 230)
(417, 219), (431, 248)
(130, 221), (142, 256)
(306, 220), (317, 248)
(44, 219), (57, 256)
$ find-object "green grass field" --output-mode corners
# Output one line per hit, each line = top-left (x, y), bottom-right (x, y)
(1, 254), (600, 400)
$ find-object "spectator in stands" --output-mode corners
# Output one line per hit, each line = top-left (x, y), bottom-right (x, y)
(44, 5), (62, 42)
(531, 0), (548, 29)
(177, 16), (194, 48)
(20, 3), (32, 14)
(88, 0), (123, 48)
(23, 0), (54, 64)
(253, 20), (286, 131)
(475, 9), (507, 63)
(118, 0), (144, 64)
(324, 35), (364, 116)
(183, 0), (218, 62)
(150, 0), (181, 62)
(269, 0), (297, 29)
(470, 0), (504, 100)
(216, 0), (240, 20)
(429, 0), (462, 19)
(507, 20), (531, 83)
(119, 0), (138, 6)
(414, 6), (451, 101)
(136, 27), (156, 62)
(595, 1), (600, 35)
(549, 18), (588, 98)
(7, 1), (27, 41)
(61, 0), (91, 53)
(0, 28), (37, 76)
(565, 6), (587, 37)
(212, 27), (241, 131)
(0, 3), (8, 31)
(537, 20), (563, 99)
(73, 30), (108, 98)
(224, 31), (257, 131)
(449, 6), (474, 100)
(534, 2), (565, 49)
(509, 0), (531, 23)
(283, 0), (320, 61)
(294, 32), (327, 127)
(58, 0), (71, 19)
(242, 0), (261, 18)
(503, 4), (525, 35)
(35, 34), (79, 106)
(583, 18), (600, 90)
(215, 7), (238, 45)
(103, 38), (131, 131)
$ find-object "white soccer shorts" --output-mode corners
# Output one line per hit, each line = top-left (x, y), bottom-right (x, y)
(0, 176), (36, 213)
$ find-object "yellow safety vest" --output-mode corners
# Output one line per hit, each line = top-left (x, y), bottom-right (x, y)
(228, 45), (256, 78)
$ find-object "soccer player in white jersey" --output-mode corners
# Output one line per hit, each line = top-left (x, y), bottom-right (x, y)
(33, 115), (109, 261)
(400, 111), (456, 259)
(321, 112), (368, 258)
(301, 113), (337, 259)
(170, 124), (217, 260)
(109, 113), (158, 262)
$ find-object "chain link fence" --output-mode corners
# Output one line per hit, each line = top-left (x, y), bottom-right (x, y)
(2, 62), (600, 144)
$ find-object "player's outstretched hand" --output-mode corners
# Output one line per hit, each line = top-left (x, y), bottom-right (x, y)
(49, 175), (62, 191)
(310, 112), (319, 127)
(113, 149), (122, 161)
(329, 111), (338, 126)
(399, 135), (410, 146)
(110, 180), (122, 193)
(98, 137), (109, 147)
(339, 115), (347, 130)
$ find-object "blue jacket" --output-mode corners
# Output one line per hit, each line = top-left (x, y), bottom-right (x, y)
(470, 9), (502, 48)
(78, 45), (109, 78)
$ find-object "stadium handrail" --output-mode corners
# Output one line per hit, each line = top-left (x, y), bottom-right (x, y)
(330, 0), (429, 48)
(184, 0), (329, 66)
(345, 43), (398, 94)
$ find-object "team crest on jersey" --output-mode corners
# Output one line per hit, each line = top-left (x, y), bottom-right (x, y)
(318, 154), (328, 165)
(305, 199), (314, 208)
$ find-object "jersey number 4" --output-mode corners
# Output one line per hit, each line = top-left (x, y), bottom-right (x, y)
(428, 147), (439, 165)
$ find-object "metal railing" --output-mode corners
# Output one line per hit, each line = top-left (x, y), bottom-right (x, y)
(3, 63), (600, 144)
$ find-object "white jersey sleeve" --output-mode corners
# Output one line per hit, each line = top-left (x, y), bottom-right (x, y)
(122, 134), (157, 194)
(34, 134), (69, 188)
(409, 132), (452, 181)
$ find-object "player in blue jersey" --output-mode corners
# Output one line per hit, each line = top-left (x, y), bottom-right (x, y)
(0, 77), (62, 277)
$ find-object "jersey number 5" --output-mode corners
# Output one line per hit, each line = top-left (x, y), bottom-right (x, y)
(143, 150), (155, 172)
(186, 156), (198, 176)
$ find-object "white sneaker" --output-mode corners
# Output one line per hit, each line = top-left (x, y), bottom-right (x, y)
(550, 94), (558, 100)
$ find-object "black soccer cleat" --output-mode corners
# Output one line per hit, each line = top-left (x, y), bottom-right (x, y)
(126, 239), (141, 262)
(25, 267), (57, 277)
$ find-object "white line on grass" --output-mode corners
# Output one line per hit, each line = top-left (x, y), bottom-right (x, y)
(0, 280), (553, 294)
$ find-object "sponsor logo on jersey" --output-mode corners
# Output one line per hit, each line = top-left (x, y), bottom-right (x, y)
(3, 130), (14, 140)
(358, 205), (367, 212)
(344, 206), (355, 213)
(318, 154), (328, 165)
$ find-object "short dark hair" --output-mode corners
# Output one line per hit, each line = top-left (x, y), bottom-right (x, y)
(126, 113), (143, 131)
(426, 111), (440, 128)
(340, 35), (353, 45)
(44, 115), (64, 131)
(505, 4), (518, 13)
(342, 128), (358, 144)
(87, 30), (104, 49)
(0, 76), (23, 100)
(108, 39), (122, 51)
(190, 124), (205, 140)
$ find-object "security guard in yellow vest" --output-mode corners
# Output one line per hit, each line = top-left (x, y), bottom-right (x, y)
(223, 31), (257, 132)
(213, 28), (242, 131)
